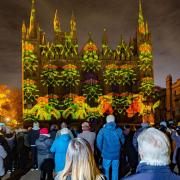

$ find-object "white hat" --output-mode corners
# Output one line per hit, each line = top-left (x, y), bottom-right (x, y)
(106, 115), (115, 123)
(33, 122), (40, 130)
(160, 121), (167, 127)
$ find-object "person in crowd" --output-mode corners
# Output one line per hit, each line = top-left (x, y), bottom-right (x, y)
(55, 138), (104, 180)
(0, 123), (5, 135)
(50, 128), (71, 174)
(35, 128), (53, 169)
(40, 158), (55, 180)
(0, 143), (7, 180)
(0, 132), (11, 174)
(159, 121), (168, 133)
(124, 127), (180, 180)
(49, 124), (58, 141)
(35, 128), (54, 179)
(78, 122), (96, 152)
(4, 127), (16, 173)
(27, 122), (40, 170)
(171, 124), (180, 174)
(96, 115), (124, 180)
(123, 125), (138, 175)
(70, 125), (81, 137)
(133, 122), (149, 151)
(56, 122), (74, 139)
(16, 135), (30, 170)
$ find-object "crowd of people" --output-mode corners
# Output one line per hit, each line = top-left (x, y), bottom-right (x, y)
(0, 117), (179, 180)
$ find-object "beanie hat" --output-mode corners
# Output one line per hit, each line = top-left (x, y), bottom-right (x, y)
(82, 122), (90, 131)
(106, 115), (115, 123)
(160, 121), (167, 128)
(40, 128), (49, 135)
(33, 122), (40, 130)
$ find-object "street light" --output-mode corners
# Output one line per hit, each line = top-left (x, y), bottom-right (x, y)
(5, 117), (10, 122)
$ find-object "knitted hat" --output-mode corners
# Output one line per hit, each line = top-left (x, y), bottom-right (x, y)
(33, 122), (40, 130)
(40, 128), (49, 135)
(106, 115), (115, 123)
(82, 122), (90, 131)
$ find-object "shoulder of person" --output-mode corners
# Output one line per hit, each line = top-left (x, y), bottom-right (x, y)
(116, 127), (123, 133)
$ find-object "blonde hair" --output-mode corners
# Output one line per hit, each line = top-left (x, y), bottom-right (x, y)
(59, 138), (104, 180)
(138, 127), (171, 166)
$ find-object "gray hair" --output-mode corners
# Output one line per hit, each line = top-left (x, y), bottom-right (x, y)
(138, 127), (171, 166)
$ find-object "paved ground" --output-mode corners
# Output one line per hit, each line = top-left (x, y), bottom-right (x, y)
(20, 170), (41, 180)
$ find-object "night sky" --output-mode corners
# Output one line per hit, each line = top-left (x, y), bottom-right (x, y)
(0, 0), (180, 88)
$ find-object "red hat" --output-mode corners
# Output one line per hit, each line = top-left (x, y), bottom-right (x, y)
(40, 128), (49, 135)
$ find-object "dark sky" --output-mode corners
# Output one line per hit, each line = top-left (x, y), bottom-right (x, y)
(0, 0), (180, 88)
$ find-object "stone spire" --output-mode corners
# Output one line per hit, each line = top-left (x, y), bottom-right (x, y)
(145, 21), (149, 34)
(102, 28), (108, 45)
(138, 0), (145, 34)
(29, 0), (37, 38)
(54, 10), (61, 33)
(70, 11), (77, 37)
(41, 32), (46, 44)
(22, 21), (26, 39)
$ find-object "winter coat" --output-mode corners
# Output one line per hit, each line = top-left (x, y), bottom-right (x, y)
(78, 131), (96, 152)
(0, 144), (7, 176)
(35, 135), (53, 169)
(171, 131), (180, 164)
(124, 163), (180, 180)
(96, 122), (124, 160)
(124, 131), (138, 169)
(5, 133), (15, 150)
(49, 129), (57, 141)
(50, 134), (71, 173)
(28, 129), (40, 146)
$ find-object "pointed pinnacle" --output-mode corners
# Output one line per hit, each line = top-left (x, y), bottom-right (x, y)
(22, 21), (26, 33)
(145, 21), (149, 34)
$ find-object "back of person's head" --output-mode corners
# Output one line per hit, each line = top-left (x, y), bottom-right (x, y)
(50, 124), (58, 131)
(81, 122), (90, 131)
(138, 127), (170, 166)
(106, 115), (115, 123)
(33, 122), (39, 130)
(123, 125), (131, 135)
(61, 122), (67, 129)
(59, 138), (104, 180)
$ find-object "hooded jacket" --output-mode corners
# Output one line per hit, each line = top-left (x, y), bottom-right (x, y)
(50, 134), (71, 173)
(35, 135), (53, 169)
(97, 122), (124, 160)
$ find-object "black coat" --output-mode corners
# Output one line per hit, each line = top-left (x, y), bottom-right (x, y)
(28, 129), (40, 146)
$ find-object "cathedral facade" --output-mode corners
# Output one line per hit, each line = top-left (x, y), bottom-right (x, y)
(22, 0), (154, 122)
